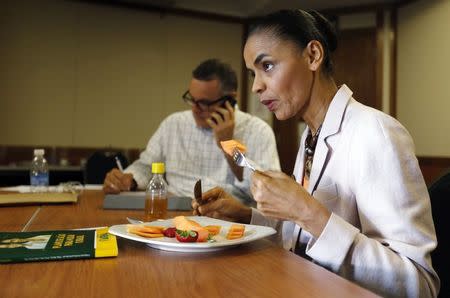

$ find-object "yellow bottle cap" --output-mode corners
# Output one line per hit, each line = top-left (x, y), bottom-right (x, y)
(152, 162), (165, 174)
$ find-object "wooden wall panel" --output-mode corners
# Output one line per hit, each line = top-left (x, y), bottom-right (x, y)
(418, 156), (450, 187)
(0, 1), (243, 149)
(333, 27), (380, 110)
(0, 145), (141, 167)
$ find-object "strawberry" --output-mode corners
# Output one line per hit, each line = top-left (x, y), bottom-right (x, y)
(175, 230), (198, 242)
(163, 227), (177, 238)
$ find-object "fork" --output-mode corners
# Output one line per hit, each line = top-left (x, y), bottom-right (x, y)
(126, 217), (144, 224)
(232, 148), (257, 171)
(126, 217), (164, 224)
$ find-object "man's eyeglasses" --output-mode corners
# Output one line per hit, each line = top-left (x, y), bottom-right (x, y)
(182, 90), (236, 111)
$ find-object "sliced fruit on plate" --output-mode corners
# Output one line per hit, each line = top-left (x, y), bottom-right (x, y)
(162, 227), (177, 238)
(173, 216), (209, 242)
(173, 216), (202, 231)
(204, 225), (221, 236)
(175, 230), (198, 242)
(226, 224), (245, 240)
(195, 229), (209, 242)
(129, 230), (164, 238)
(127, 224), (165, 238)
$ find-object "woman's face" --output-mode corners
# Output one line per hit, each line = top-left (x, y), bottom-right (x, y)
(244, 31), (314, 120)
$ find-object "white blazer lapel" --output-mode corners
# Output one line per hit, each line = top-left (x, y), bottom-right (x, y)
(293, 129), (308, 183)
(308, 134), (330, 193)
(308, 85), (353, 193)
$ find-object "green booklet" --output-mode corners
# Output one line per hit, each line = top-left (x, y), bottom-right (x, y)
(0, 228), (118, 263)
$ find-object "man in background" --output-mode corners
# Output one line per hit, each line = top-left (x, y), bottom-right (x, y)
(103, 59), (279, 204)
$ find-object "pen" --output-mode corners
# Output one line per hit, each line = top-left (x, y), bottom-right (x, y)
(115, 156), (124, 172)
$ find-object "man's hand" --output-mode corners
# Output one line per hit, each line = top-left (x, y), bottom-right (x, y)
(103, 168), (136, 194)
(206, 100), (243, 180)
(206, 100), (235, 146)
(192, 186), (252, 224)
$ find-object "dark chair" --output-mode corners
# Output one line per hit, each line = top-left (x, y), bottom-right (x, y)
(428, 170), (450, 297)
(83, 151), (128, 184)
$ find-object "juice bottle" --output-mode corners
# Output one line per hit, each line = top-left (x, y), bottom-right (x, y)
(144, 162), (168, 221)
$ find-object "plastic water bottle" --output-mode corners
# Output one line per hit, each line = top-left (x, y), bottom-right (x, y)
(30, 149), (49, 193)
(145, 162), (168, 221)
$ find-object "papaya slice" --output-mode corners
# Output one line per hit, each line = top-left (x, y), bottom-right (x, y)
(204, 225), (221, 236)
(173, 216), (202, 231)
(127, 224), (164, 234)
(130, 230), (164, 238)
(220, 140), (247, 157)
(127, 225), (165, 238)
(195, 229), (209, 242)
(226, 224), (245, 240)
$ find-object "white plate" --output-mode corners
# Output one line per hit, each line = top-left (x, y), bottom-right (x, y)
(108, 216), (276, 252)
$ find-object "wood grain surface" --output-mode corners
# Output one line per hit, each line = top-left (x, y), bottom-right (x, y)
(0, 192), (39, 232)
(0, 190), (379, 298)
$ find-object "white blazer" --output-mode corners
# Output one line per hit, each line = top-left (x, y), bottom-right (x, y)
(252, 85), (439, 297)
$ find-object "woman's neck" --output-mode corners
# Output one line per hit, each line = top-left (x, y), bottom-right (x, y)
(303, 76), (338, 134)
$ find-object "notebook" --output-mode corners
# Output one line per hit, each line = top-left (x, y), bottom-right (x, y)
(0, 192), (78, 205)
(0, 228), (117, 263)
(103, 192), (192, 211)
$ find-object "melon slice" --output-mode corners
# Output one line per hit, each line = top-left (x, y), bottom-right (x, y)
(220, 140), (247, 157)
(226, 224), (245, 240)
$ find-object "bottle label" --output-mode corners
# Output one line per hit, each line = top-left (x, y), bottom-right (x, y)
(30, 173), (49, 186)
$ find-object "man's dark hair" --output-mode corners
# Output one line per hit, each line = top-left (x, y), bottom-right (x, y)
(192, 59), (237, 93)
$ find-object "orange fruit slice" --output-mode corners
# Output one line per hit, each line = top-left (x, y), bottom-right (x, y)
(226, 224), (245, 240)
(220, 140), (247, 157)
(204, 225), (221, 236)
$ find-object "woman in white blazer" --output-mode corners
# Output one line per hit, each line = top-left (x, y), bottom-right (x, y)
(193, 9), (439, 297)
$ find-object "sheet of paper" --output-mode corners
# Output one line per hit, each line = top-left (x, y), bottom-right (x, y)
(0, 185), (31, 193)
(0, 192), (78, 204)
(83, 184), (104, 190)
(0, 184), (103, 193)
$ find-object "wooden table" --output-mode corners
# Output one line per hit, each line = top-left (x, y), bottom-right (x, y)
(0, 190), (379, 298)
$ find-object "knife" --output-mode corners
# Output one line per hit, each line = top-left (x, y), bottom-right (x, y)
(194, 179), (203, 205)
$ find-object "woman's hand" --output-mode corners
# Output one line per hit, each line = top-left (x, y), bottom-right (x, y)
(251, 170), (331, 238)
(192, 186), (252, 224)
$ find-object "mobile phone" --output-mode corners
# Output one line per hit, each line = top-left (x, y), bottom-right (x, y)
(221, 96), (237, 108)
(209, 97), (237, 125)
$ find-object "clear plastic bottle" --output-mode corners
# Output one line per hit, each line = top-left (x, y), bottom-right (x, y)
(145, 162), (168, 221)
(30, 149), (49, 193)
